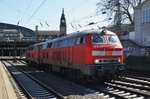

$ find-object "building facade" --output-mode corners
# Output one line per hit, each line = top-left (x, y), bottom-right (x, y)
(0, 29), (24, 42)
(134, 0), (150, 46)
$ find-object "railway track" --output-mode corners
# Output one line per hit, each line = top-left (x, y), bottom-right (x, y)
(19, 60), (27, 65)
(98, 74), (150, 98)
(89, 78), (149, 99)
(87, 72), (150, 99)
(2, 61), (64, 99)
(117, 76), (150, 90)
(4, 60), (150, 98)
(125, 73), (150, 82)
(17, 61), (143, 98)
(2, 61), (116, 98)
(95, 83), (146, 99)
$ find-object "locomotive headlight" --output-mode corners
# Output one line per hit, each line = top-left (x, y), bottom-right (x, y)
(95, 59), (99, 64)
(118, 58), (121, 62)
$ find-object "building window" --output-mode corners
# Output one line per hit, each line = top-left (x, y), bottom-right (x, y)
(142, 9), (150, 23)
(0, 33), (3, 37)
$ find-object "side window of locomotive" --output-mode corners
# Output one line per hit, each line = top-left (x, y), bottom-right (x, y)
(55, 42), (59, 47)
(33, 46), (37, 50)
(66, 39), (69, 46)
(30, 46), (33, 50)
(35, 45), (39, 50)
(65, 38), (75, 46)
(69, 38), (76, 46)
(76, 36), (85, 45)
(33, 46), (35, 50)
(27, 47), (29, 51)
(66, 39), (71, 46)
(62, 40), (67, 47)
(27, 47), (30, 51)
(39, 45), (42, 49)
(53, 42), (56, 48)
(76, 37), (80, 45)
(58, 40), (63, 47)
(51, 42), (55, 48)
(108, 35), (120, 44)
(52, 41), (59, 48)
(92, 35), (106, 43)
(42, 43), (48, 49)
(80, 36), (85, 44)
(47, 43), (52, 48)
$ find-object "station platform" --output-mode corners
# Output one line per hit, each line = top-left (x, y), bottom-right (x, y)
(0, 61), (18, 99)
(0, 56), (25, 60)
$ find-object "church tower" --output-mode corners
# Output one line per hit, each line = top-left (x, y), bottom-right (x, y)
(59, 8), (66, 36)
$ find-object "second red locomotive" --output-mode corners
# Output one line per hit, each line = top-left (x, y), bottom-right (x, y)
(25, 29), (124, 82)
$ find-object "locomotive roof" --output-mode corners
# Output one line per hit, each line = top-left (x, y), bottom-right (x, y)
(48, 29), (116, 42)
(81, 29), (116, 35)
(28, 29), (117, 48)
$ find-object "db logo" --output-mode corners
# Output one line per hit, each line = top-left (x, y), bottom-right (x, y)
(106, 51), (112, 56)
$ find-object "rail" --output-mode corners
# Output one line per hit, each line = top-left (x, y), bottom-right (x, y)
(2, 61), (64, 99)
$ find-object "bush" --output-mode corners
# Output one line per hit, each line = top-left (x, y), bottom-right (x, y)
(125, 56), (150, 71)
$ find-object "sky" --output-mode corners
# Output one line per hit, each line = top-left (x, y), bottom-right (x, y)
(0, 0), (110, 33)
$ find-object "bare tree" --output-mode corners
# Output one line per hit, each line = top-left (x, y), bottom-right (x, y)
(96, 0), (145, 25)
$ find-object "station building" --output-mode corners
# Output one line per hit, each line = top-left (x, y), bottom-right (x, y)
(0, 9), (66, 57)
(134, 0), (150, 46)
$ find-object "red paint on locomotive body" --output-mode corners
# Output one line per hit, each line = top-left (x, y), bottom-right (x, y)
(25, 29), (124, 81)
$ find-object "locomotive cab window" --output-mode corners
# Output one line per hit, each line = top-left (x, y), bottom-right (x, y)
(92, 34), (106, 43)
(108, 35), (120, 44)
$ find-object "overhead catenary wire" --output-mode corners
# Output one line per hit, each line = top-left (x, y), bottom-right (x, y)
(0, 0), (94, 29)
(24, 0), (47, 26)
(66, 0), (90, 14)
(0, 0), (48, 25)
(0, 1), (19, 12)
(40, 22), (43, 27)
(67, 11), (104, 27)
(67, 16), (112, 32)
(45, 21), (50, 27)
(0, 0), (109, 31)
(68, 13), (106, 25)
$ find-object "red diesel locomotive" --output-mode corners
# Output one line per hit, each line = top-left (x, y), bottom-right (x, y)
(25, 29), (124, 82)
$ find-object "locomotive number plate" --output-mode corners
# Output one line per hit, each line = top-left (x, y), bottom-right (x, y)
(106, 51), (112, 56)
